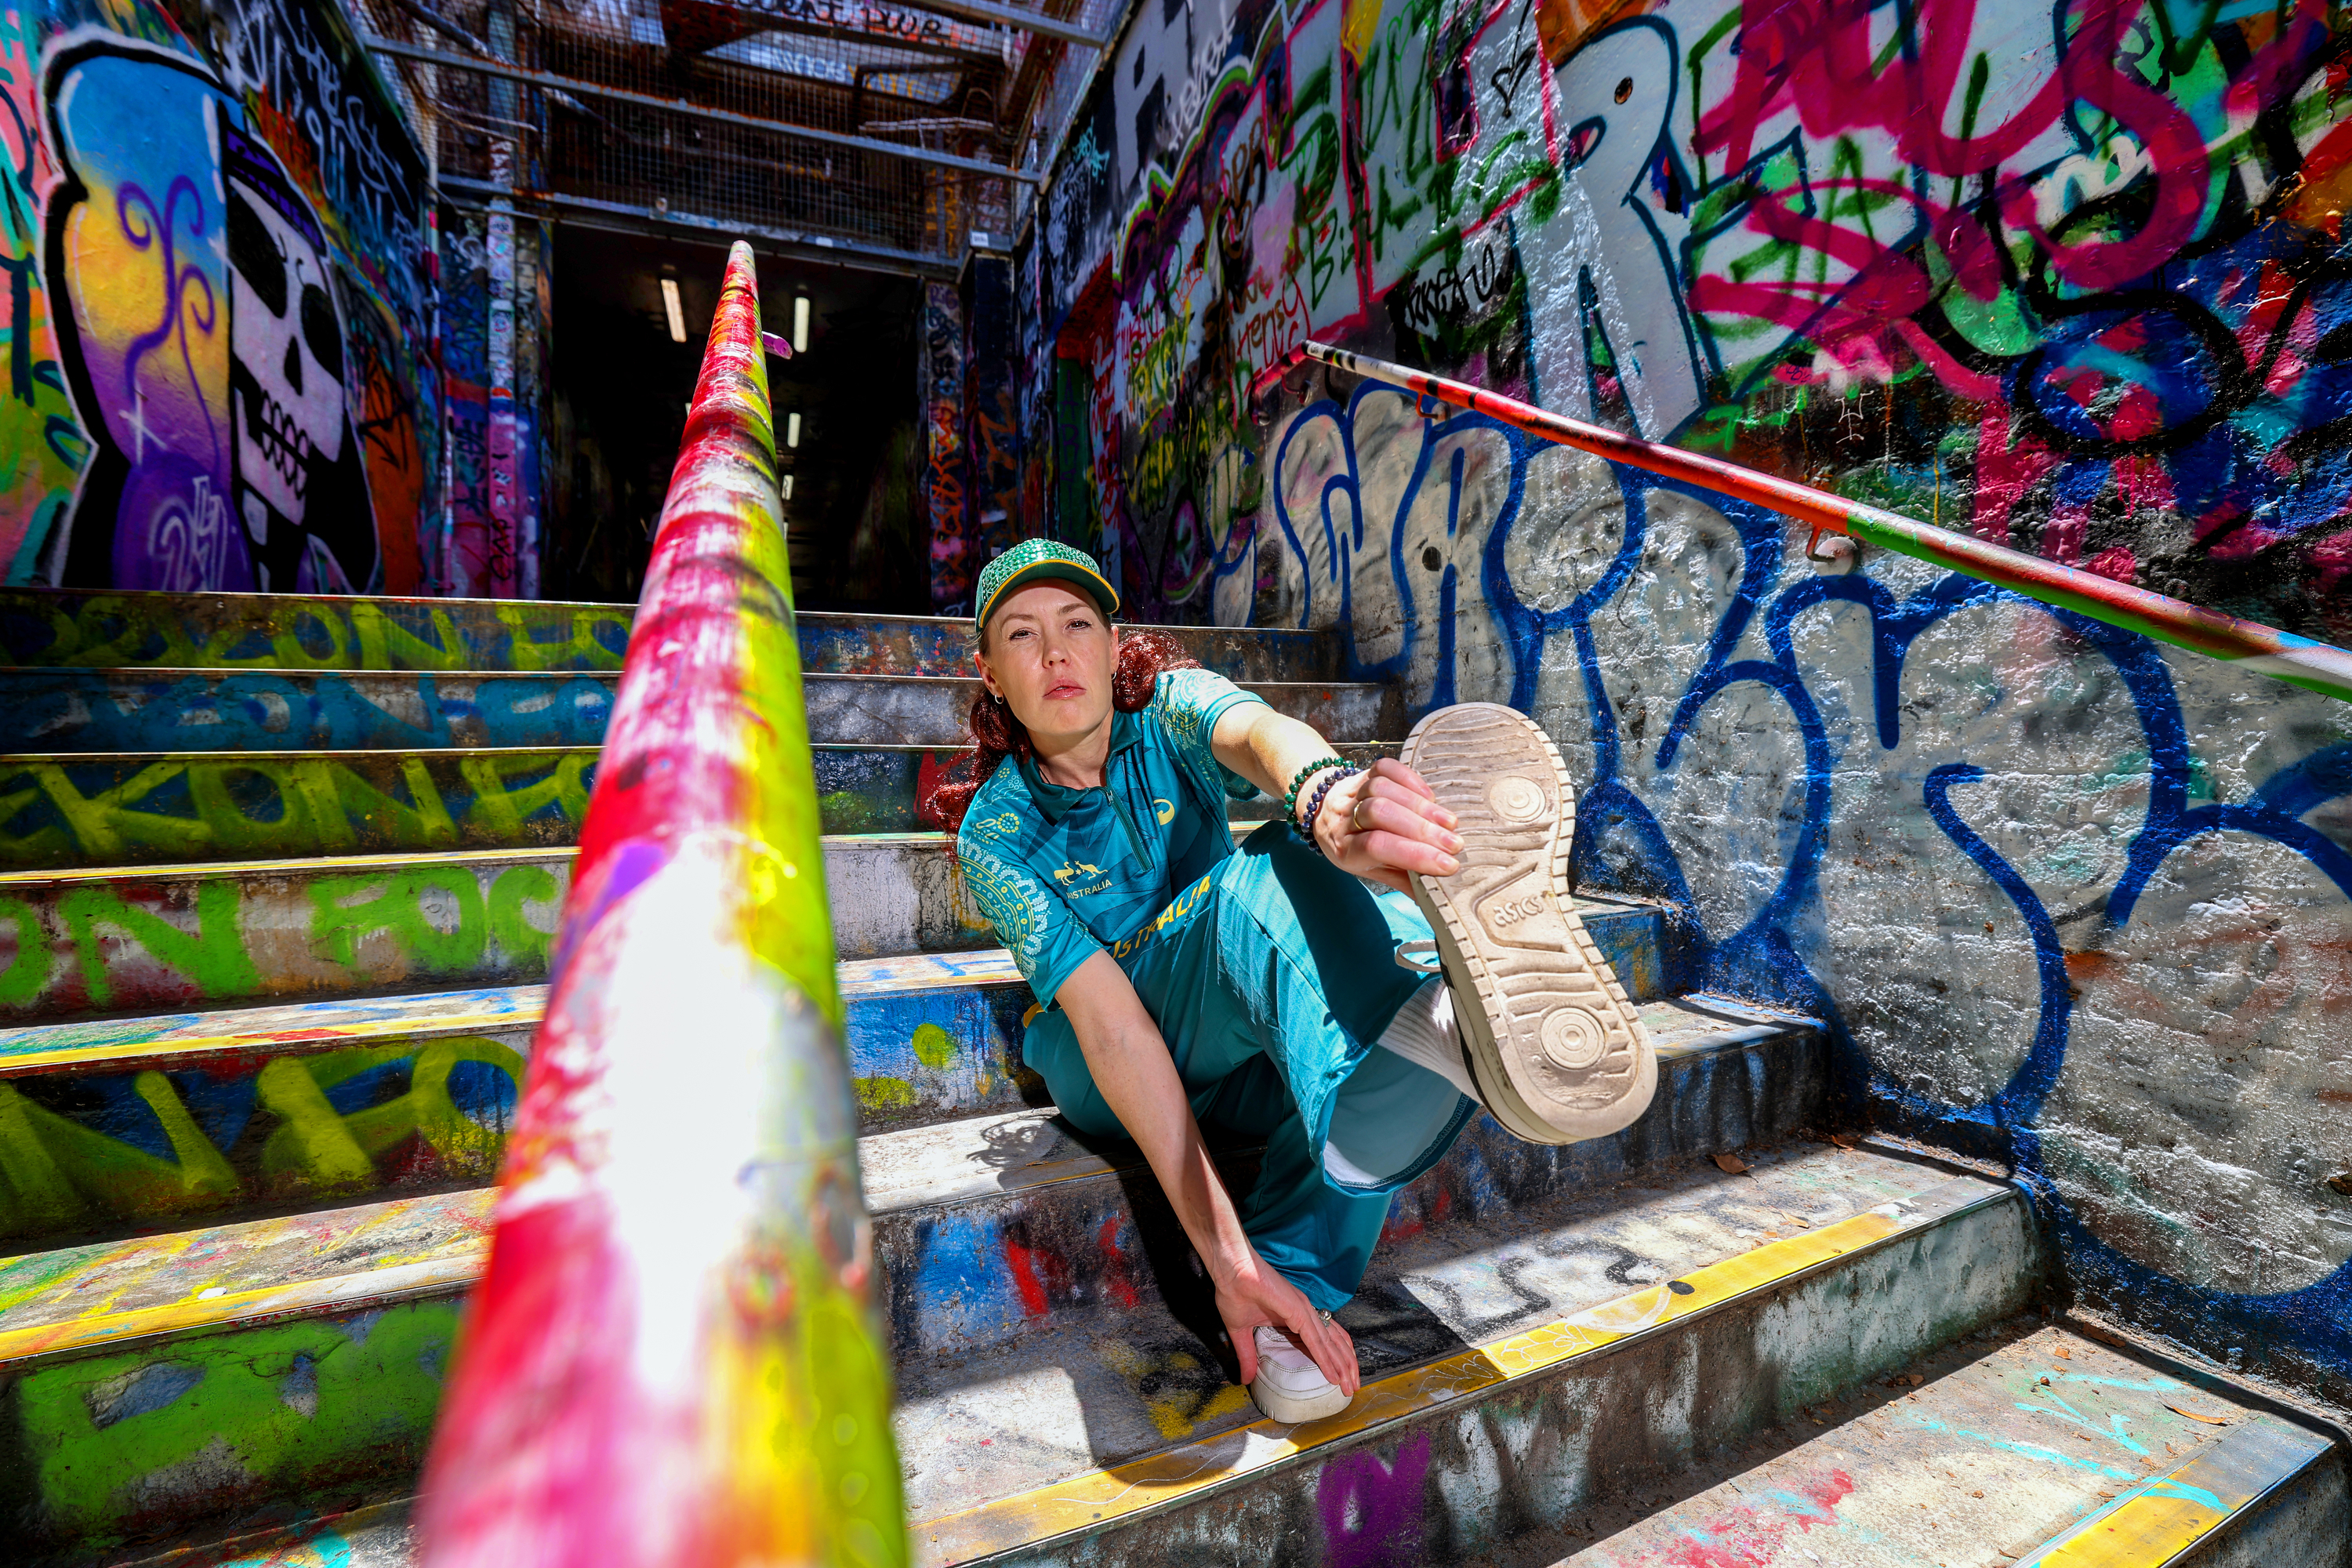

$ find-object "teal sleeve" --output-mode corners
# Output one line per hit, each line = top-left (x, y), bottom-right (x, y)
(1150, 667), (1272, 801)
(956, 834), (1104, 1006)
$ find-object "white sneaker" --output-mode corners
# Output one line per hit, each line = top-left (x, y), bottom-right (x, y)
(1398, 702), (1657, 1145)
(1247, 1324), (1352, 1424)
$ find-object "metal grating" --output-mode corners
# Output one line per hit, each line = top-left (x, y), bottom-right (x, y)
(356, 0), (1127, 266)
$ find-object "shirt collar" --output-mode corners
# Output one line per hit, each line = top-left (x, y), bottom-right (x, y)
(1016, 710), (1143, 824)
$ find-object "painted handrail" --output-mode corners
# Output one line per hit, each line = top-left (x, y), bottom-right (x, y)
(418, 243), (907, 1566)
(1275, 341), (2352, 706)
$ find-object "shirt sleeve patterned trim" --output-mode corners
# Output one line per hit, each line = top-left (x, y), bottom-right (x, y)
(958, 842), (1052, 971)
(1150, 667), (1272, 800)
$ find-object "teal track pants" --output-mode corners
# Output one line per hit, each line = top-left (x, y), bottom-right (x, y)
(1020, 823), (1477, 1310)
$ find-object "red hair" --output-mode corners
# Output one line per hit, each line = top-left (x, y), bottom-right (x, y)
(927, 630), (1200, 833)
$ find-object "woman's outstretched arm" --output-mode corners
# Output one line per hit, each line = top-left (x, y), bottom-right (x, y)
(1054, 949), (1360, 1396)
(1210, 702), (1462, 891)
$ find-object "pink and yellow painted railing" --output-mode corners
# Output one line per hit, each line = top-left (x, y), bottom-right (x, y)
(418, 243), (906, 1566)
(1273, 341), (2352, 706)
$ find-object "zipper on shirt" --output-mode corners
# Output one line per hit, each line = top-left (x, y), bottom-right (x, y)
(1101, 764), (1152, 870)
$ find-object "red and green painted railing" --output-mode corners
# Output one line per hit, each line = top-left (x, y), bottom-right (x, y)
(1272, 342), (2352, 706)
(418, 243), (906, 1566)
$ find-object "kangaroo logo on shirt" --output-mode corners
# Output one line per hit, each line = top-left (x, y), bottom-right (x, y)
(1054, 859), (1113, 895)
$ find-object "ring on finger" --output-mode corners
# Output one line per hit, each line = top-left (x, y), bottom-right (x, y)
(1351, 800), (1375, 833)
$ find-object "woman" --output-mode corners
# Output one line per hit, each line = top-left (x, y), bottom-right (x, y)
(940, 540), (1654, 1424)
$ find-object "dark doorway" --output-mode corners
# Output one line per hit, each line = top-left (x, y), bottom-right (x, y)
(545, 224), (928, 612)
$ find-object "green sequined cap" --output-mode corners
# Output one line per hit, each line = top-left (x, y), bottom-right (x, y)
(974, 539), (1121, 631)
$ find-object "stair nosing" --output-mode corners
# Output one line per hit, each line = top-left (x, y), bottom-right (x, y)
(0, 844), (578, 887)
(0, 1190), (492, 1371)
(913, 1173), (2018, 1562)
(0, 743), (602, 764)
(0, 665), (619, 680)
(858, 999), (1818, 1216)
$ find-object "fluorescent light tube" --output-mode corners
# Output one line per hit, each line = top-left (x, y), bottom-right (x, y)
(786, 411), (801, 448)
(793, 294), (811, 354)
(660, 278), (686, 343)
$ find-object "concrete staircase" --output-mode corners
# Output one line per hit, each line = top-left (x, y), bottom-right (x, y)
(0, 589), (2339, 1566)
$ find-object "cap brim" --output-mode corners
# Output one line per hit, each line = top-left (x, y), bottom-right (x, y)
(978, 561), (1121, 628)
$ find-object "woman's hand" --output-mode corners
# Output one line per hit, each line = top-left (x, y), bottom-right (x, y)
(1214, 1243), (1360, 1397)
(1311, 758), (1461, 891)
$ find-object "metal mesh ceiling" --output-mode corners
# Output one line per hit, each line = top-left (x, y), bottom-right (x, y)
(355, 0), (1123, 263)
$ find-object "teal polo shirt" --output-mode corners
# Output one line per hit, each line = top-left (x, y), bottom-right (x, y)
(956, 669), (1271, 1006)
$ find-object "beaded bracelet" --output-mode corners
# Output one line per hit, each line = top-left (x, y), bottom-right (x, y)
(1281, 756), (1350, 822)
(1298, 765), (1362, 855)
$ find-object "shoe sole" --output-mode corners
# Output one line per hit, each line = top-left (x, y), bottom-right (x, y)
(1399, 702), (1656, 1145)
(1247, 1375), (1352, 1425)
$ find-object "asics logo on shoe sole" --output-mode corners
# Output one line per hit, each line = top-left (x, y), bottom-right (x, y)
(1488, 892), (1550, 927)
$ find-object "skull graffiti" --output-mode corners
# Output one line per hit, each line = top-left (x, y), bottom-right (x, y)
(228, 180), (345, 528)
(219, 117), (374, 593)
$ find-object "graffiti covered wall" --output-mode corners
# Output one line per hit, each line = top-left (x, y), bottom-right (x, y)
(0, 0), (437, 594)
(1024, 0), (2352, 1401)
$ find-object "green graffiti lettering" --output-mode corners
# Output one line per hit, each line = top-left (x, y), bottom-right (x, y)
(459, 753), (593, 837)
(0, 1073), (237, 1236)
(499, 604), (631, 671)
(0, 894), (53, 1007)
(487, 863), (562, 967)
(16, 1301), (459, 1537)
(256, 1057), (376, 1193)
(347, 1037), (526, 1171)
(328, 759), (462, 853)
(307, 868), (486, 974)
(350, 601), (469, 670)
(267, 606), (354, 670)
(58, 881), (257, 1008)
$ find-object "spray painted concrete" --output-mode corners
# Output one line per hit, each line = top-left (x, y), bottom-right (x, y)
(803, 673), (1402, 748)
(866, 994), (1820, 1365)
(0, 593), (632, 672)
(1022, 0), (2352, 1407)
(1546, 1323), (2347, 1566)
(0, 851), (568, 1019)
(0, 1188), (485, 1551)
(0, 670), (617, 752)
(0, 748), (599, 869)
(911, 1165), (2039, 1564)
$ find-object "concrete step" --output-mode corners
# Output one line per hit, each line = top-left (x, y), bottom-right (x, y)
(89, 1499), (416, 1568)
(1530, 1320), (2347, 1568)
(0, 1189), (483, 1556)
(0, 1006), (1817, 1557)
(0, 944), (1742, 1249)
(797, 612), (1340, 683)
(0, 668), (617, 752)
(900, 1149), (2039, 1565)
(0, 850), (572, 1022)
(863, 994), (1825, 1366)
(0, 591), (1337, 685)
(804, 674), (1403, 747)
(0, 589), (631, 673)
(0, 749), (597, 871)
(0, 985), (533, 1244)
(822, 832), (1669, 967)
(811, 741), (1402, 835)
(0, 821), (1617, 1019)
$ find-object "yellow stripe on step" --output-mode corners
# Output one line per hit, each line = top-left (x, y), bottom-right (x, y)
(0, 1252), (484, 1367)
(2015, 1414), (2330, 1567)
(0, 845), (577, 887)
(918, 1204), (1916, 1563)
(0, 1007), (543, 1074)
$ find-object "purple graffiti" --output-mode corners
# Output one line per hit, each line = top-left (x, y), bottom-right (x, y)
(117, 175), (220, 460)
(1316, 1429), (1431, 1568)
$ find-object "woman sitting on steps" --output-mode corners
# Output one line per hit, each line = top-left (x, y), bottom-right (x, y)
(933, 539), (1657, 1425)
